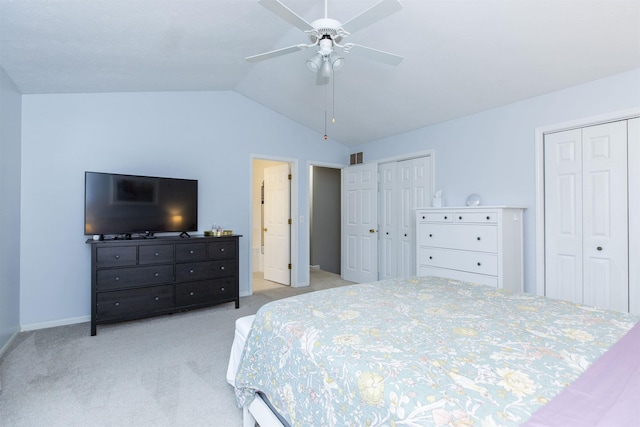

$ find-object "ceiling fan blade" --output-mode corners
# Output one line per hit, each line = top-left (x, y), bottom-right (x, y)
(245, 44), (309, 62)
(343, 43), (403, 66)
(258, 0), (314, 32)
(341, 0), (402, 35)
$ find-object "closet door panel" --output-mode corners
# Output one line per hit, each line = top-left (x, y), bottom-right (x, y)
(544, 129), (583, 303)
(582, 121), (628, 312)
(379, 163), (396, 280)
(629, 118), (640, 315)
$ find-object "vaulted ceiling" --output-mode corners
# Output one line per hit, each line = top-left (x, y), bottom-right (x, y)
(1, 0), (638, 145)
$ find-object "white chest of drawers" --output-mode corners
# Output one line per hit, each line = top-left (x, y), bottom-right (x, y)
(415, 207), (525, 291)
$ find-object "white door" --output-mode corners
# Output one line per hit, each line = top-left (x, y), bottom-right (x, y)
(398, 157), (432, 278)
(581, 122), (628, 311)
(544, 129), (583, 303)
(628, 118), (640, 315)
(544, 121), (629, 311)
(343, 162), (378, 283)
(378, 157), (433, 280)
(378, 162), (396, 280)
(263, 163), (291, 285)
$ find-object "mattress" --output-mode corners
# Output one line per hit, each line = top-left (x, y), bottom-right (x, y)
(234, 276), (638, 426)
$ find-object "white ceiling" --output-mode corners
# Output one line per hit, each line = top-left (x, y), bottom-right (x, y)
(1, 0), (639, 146)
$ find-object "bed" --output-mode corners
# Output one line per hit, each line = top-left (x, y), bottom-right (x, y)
(231, 276), (639, 426)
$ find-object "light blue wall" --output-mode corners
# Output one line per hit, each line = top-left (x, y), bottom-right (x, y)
(20, 91), (347, 328)
(0, 66), (22, 352)
(355, 68), (640, 294)
(13, 69), (640, 328)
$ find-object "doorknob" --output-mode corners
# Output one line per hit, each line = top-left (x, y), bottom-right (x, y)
(263, 227), (267, 232)
(369, 229), (376, 233)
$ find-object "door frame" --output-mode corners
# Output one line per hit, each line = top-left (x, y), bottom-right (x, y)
(249, 154), (299, 293)
(534, 107), (640, 297)
(307, 160), (344, 278)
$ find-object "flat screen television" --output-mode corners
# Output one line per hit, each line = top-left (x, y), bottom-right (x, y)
(84, 171), (198, 237)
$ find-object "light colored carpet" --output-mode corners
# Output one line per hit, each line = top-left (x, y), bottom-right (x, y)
(0, 269), (353, 427)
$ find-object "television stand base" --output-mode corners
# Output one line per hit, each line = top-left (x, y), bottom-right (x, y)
(179, 231), (191, 238)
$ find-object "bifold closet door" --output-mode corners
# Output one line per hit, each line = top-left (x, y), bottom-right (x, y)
(378, 157), (432, 280)
(544, 121), (628, 312)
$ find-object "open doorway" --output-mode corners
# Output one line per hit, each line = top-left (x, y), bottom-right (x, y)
(252, 159), (292, 293)
(309, 165), (341, 277)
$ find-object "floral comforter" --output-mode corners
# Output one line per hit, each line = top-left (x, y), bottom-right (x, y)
(234, 276), (638, 426)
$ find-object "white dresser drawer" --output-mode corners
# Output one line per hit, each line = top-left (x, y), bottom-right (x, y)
(417, 211), (454, 223)
(417, 223), (498, 253)
(418, 247), (498, 276)
(453, 211), (498, 224)
(417, 266), (499, 288)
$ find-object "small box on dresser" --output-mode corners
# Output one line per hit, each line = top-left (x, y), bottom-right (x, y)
(415, 207), (524, 291)
(87, 235), (241, 335)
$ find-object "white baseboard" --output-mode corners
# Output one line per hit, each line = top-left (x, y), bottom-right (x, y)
(21, 315), (90, 332)
(0, 329), (19, 358)
(0, 329), (20, 390)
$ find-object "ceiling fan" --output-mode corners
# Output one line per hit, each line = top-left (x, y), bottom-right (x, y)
(246, 0), (403, 82)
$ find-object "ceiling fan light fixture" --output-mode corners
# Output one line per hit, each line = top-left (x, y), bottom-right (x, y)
(331, 55), (344, 71)
(321, 58), (332, 77)
(306, 54), (323, 72)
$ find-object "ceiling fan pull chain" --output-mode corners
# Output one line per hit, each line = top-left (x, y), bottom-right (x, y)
(332, 72), (336, 124)
(324, 81), (328, 140)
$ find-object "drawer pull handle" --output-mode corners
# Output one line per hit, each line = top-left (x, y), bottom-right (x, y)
(221, 287), (225, 292)
(115, 255), (120, 260)
(190, 291), (195, 296)
(154, 272), (159, 277)
(404, 234), (407, 237)
(115, 302), (120, 307)
(220, 248), (225, 252)
(115, 276), (120, 281)
(220, 266), (225, 270)
(429, 256), (433, 260)
(422, 215), (425, 219)
(189, 250), (194, 254)
(189, 269), (194, 274)
(459, 216), (463, 220)
(477, 262), (482, 266)
(444, 216), (448, 220)
(477, 237), (481, 241)
(486, 216), (491, 220)
(597, 246), (603, 251)
(154, 252), (159, 257)
(429, 234), (433, 237)
(154, 296), (160, 301)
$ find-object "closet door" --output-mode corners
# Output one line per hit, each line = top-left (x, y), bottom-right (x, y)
(544, 121), (629, 311)
(544, 129), (583, 303)
(397, 158), (431, 278)
(581, 122), (628, 311)
(378, 157), (433, 280)
(379, 163), (397, 280)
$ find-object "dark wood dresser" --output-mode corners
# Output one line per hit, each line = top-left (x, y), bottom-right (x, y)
(87, 235), (241, 335)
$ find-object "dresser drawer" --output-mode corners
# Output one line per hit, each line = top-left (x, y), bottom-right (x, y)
(96, 265), (174, 291)
(175, 260), (236, 282)
(175, 243), (208, 262)
(417, 223), (498, 252)
(417, 266), (499, 288)
(139, 244), (174, 264)
(96, 246), (137, 268)
(453, 211), (498, 224)
(96, 285), (174, 321)
(175, 277), (235, 306)
(208, 240), (236, 260)
(418, 247), (498, 276)
(416, 211), (454, 223)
